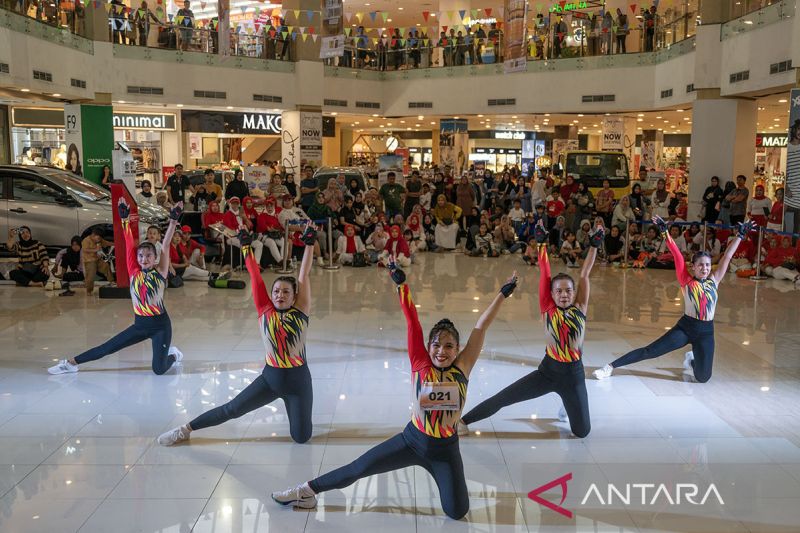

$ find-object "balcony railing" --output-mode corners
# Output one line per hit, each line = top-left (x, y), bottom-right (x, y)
(720, 0), (795, 40)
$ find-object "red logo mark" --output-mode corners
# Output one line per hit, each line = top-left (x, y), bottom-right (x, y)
(528, 473), (573, 518)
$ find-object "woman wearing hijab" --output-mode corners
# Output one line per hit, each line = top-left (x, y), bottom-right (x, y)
(612, 195), (636, 231)
(455, 176), (476, 230)
(136, 180), (156, 206)
(406, 214), (426, 251)
(701, 176), (724, 223)
(256, 197), (286, 264)
(347, 177), (362, 199)
(604, 225), (625, 263)
(366, 222), (390, 263)
(650, 178), (671, 219)
(627, 183), (648, 222)
(224, 197), (264, 265)
(323, 179), (344, 213)
(335, 224), (366, 265)
(379, 225), (411, 267)
(431, 194), (462, 250)
(6, 226), (50, 287)
(225, 169), (250, 201)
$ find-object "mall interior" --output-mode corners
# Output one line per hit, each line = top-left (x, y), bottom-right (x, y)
(1, 0), (800, 532)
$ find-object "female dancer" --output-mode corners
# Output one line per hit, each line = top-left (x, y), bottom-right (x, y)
(157, 224), (318, 446)
(593, 216), (753, 382)
(271, 260), (518, 519)
(460, 221), (604, 438)
(48, 200), (184, 375)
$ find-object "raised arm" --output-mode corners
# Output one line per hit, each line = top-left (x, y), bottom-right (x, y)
(458, 272), (518, 375)
(237, 230), (273, 316)
(654, 216), (692, 286)
(157, 203), (182, 278)
(534, 221), (556, 314)
(388, 259), (429, 371)
(293, 222), (316, 316)
(575, 226), (603, 312)
(117, 200), (140, 277)
(713, 221), (753, 285)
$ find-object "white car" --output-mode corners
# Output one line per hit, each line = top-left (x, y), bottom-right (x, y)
(1, 165), (168, 250)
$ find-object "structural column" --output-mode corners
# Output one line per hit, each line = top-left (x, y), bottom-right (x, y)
(688, 89), (757, 221)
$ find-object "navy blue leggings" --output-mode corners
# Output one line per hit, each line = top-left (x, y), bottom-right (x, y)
(461, 357), (591, 438)
(611, 315), (715, 382)
(189, 364), (313, 444)
(309, 423), (469, 520)
(74, 314), (175, 375)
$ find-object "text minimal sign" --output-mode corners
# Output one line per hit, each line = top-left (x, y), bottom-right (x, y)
(113, 113), (176, 131)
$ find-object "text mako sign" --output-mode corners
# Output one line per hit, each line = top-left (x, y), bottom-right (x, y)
(113, 112), (176, 131)
(180, 110), (282, 135)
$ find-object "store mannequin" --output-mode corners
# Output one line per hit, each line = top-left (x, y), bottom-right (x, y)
(20, 148), (35, 166)
(54, 144), (67, 169)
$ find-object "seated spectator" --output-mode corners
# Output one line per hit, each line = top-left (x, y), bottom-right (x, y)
(762, 236), (799, 286)
(422, 214), (437, 252)
(278, 195), (326, 266)
(366, 222), (390, 263)
(378, 225), (411, 267)
(256, 198), (285, 264)
(404, 229), (420, 260)
(728, 231), (756, 273)
(684, 223), (701, 250)
(626, 222), (643, 260)
(323, 178), (344, 213)
(575, 219), (592, 252)
(6, 226), (50, 287)
(431, 194), (462, 250)
(169, 232), (214, 281)
(494, 215), (522, 254)
(268, 173), (289, 199)
(604, 225), (625, 263)
(145, 225), (164, 259)
(178, 225), (207, 269)
(546, 189), (565, 226)
(81, 228), (114, 295)
(191, 184), (210, 212)
(335, 224), (366, 266)
(224, 197), (264, 265)
(242, 196), (259, 229)
(612, 195), (635, 231)
(406, 214), (426, 251)
(507, 200), (525, 232)
(560, 230), (582, 267)
(53, 236), (84, 283)
(469, 223), (499, 257)
(692, 227), (722, 263)
(522, 237), (538, 265)
(548, 215), (567, 253)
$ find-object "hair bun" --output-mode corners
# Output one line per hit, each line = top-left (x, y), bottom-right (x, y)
(434, 318), (454, 328)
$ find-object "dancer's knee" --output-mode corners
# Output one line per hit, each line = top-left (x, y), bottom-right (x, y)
(290, 424), (312, 444)
(443, 499), (469, 520)
(571, 420), (591, 438)
(694, 370), (712, 383)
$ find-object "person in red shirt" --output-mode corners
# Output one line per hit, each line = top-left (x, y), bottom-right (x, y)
(559, 175), (579, 203)
(727, 232), (755, 273)
(224, 197), (263, 265)
(178, 225), (206, 269)
(762, 236), (799, 285)
(767, 187), (784, 231)
(256, 197), (285, 264)
(546, 189), (565, 227)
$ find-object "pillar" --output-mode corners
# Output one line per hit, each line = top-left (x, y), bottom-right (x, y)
(218, 0), (230, 56)
(322, 120), (341, 166)
(281, 0), (321, 62)
(281, 107), (323, 173)
(688, 90), (757, 221)
(431, 128), (440, 166)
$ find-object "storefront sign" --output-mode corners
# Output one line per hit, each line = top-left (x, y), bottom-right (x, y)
(12, 107), (64, 127)
(756, 133), (788, 148)
(495, 131), (527, 140)
(181, 110), (282, 135)
(549, 1), (588, 13)
(113, 112), (176, 131)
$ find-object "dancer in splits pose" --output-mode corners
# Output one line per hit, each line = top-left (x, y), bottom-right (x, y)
(460, 220), (604, 438)
(158, 223), (318, 446)
(593, 216), (753, 382)
(271, 257), (517, 519)
(48, 200), (184, 375)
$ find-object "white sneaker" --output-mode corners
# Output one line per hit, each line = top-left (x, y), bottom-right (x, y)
(316, 257), (325, 267)
(592, 364), (613, 380)
(683, 351), (694, 375)
(169, 346), (184, 363)
(272, 483), (317, 509)
(157, 426), (190, 446)
(218, 270), (232, 280)
(557, 405), (569, 423)
(501, 249), (511, 255)
(48, 359), (78, 375)
(457, 420), (469, 436)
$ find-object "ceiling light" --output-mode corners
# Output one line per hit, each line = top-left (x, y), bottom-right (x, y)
(372, 114), (379, 117)
(51, 93), (61, 97)
(637, 118), (643, 122)
(676, 109), (684, 112)
(478, 114), (484, 117)
(176, 104), (184, 108)
(330, 112), (337, 116)
(544, 113), (550, 116)
(778, 99), (788, 103)
(417, 115), (423, 120)
(368, 119), (374, 122)
(578, 114), (584, 117)
(20, 88), (30, 92)
(226, 106), (234, 110)
(656, 116), (662, 119)
(400, 120), (405, 124)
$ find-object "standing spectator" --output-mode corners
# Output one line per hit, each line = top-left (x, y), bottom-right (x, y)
(176, 0), (195, 51)
(595, 179), (615, 227)
(786, 119), (800, 234)
(224, 169), (250, 201)
(136, 179), (156, 206)
(379, 172), (406, 220)
(299, 166), (319, 211)
(701, 176), (724, 223)
(601, 11), (613, 55)
(488, 23), (502, 62)
(202, 169), (222, 201)
(767, 187), (785, 231)
(718, 180), (736, 225)
(165, 163), (192, 205)
(110, 0), (126, 44)
(552, 16), (567, 58)
(404, 170), (422, 217)
(644, 5), (656, 52)
(390, 28), (403, 69)
(748, 184), (772, 228)
(726, 174), (749, 225)
(81, 228), (114, 295)
(627, 183), (648, 222)
(6, 226), (50, 287)
(615, 8), (629, 54)
(134, 0), (160, 47)
(650, 178), (671, 219)
(455, 175), (476, 228)
(546, 189), (565, 225)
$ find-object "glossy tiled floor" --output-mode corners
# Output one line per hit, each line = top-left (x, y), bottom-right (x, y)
(1, 253), (799, 533)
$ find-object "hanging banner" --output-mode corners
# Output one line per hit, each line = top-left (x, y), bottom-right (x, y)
(439, 119), (469, 177)
(300, 112), (323, 167)
(378, 154), (404, 185)
(320, 0), (344, 58)
(784, 89), (800, 234)
(503, 0), (527, 73)
(601, 117), (625, 151)
(64, 104), (113, 184)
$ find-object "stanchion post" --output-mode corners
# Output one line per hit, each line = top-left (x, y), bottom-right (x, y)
(749, 226), (768, 281)
(275, 222), (293, 274)
(702, 222), (708, 253)
(322, 217), (341, 271)
(622, 222), (630, 268)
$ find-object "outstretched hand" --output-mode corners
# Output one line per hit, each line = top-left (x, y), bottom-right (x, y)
(500, 271), (519, 298)
(388, 254), (406, 286)
(169, 201), (184, 222)
(300, 221), (317, 246)
(589, 224), (605, 248)
(237, 229), (253, 247)
(652, 215), (668, 236)
(117, 198), (130, 220)
(737, 220), (756, 239)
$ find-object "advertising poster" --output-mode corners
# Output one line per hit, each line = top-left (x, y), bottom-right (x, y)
(602, 117), (625, 151)
(394, 147), (410, 176)
(244, 166), (271, 197)
(439, 119), (469, 177)
(320, 0), (344, 59)
(299, 112), (323, 167)
(503, 0), (527, 74)
(552, 138), (578, 169)
(378, 154), (404, 185)
(785, 88), (800, 234)
(474, 160), (486, 177)
(188, 134), (203, 159)
(64, 104), (83, 177)
(64, 104), (113, 184)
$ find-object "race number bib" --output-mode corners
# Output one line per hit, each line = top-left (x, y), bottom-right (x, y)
(418, 381), (460, 411)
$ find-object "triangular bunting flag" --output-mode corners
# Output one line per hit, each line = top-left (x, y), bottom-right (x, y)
(458, 10), (466, 21)
(282, 31), (288, 39)
(422, 11), (429, 22)
(308, 26), (314, 35)
(302, 33), (308, 42)
(471, 9), (479, 19)
(312, 34), (318, 42)
(381, 11), (388, 22)
(344, 11), (352, 22)
(292, 9), (300, 20)
(344, 27), (352, 36)
(306, 10), (313, 22)
(630, 3), (637, 12)
(369, 11), (376, 22)
(355, 12), (363, 22)
(485, 8), (492, 17)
